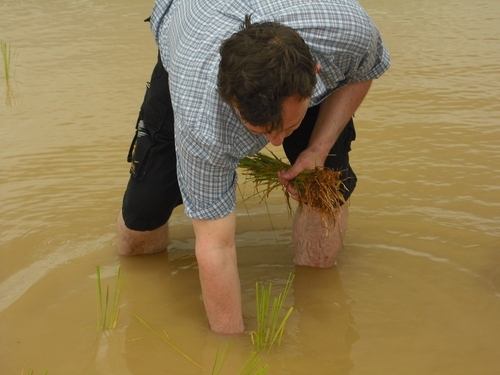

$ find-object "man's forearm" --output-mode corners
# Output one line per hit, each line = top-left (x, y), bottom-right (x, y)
(278, 80), (372, 190)
(192, 212), (244, 334)
(308, 80), (373, 164)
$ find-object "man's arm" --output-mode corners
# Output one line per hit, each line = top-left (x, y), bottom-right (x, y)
(279, 80), (372, 198)
(192, 211), (244, 334)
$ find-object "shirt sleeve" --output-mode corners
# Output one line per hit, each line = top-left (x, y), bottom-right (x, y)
(175, 127), (238, 220)
(345, 26), (391, 83)
(295, 3), (390, 104)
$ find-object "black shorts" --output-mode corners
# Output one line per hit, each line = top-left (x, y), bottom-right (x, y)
(121, 53), (182, 231)
(121, 54), (357, 231)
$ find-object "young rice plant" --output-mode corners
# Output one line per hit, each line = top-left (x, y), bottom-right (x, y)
(251, 273), (295, 352)
(95, 266), (126, 331)
(211, 343), (269, 375)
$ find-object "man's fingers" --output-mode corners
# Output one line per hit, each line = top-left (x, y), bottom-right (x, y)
(278, 171), (299, 200)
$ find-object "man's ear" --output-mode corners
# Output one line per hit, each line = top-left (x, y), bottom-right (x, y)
(315, 64), (321, 74)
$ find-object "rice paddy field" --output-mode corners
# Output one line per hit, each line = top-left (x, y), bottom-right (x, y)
(1, 0), (500, 374)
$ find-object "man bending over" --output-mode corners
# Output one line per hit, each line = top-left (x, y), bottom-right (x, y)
(117, 0), (390, 334)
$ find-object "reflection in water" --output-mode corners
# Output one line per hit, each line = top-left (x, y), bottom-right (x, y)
(291, 267), (358, 374)
(86, 329), (134, 375)
(1, 0), (500, 374)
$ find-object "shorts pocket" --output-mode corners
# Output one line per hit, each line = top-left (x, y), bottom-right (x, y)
(140, 75), (174, 140)
(127, 119), (155, 181)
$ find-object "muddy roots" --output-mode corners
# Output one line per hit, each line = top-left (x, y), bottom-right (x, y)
(239, 151), (345, 228)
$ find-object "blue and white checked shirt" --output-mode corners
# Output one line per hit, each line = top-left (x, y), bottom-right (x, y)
(150, 0), (390, 220)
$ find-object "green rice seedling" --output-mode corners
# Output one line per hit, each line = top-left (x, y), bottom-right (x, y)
(1, 41), (15, 106)
(239, 150), (290, 204)
(133, 314), (204, 370)
(239, 150), (346, 228)
(1, 42), (11, 80)
(211, 343), (269, 375)
(96, 266), (126, 331)
(211, 342), (232, 375)
(251, 273), (295, 352)
(238, 351), (269, 375)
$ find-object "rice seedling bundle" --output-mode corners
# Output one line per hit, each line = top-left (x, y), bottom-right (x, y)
(239, 151), (345, 228)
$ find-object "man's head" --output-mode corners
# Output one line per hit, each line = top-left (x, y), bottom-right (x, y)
(217, 15), (317, 137)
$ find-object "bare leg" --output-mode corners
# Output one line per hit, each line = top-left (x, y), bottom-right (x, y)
(292, 204), (348, 268)
(116, 210), (169, 256)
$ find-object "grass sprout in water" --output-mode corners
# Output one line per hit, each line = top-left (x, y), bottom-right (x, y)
(237, 351), (269, 375)
(134, 315), (204, 370)
(239, 151), (346, 229)
(95, 266), (126, 331)
(211, 343), (269, 375)
(211, 342), (231, 375)
(1, 42), (11, 80)
(251, 273), (295, 352)
(1, 41), (16, 106)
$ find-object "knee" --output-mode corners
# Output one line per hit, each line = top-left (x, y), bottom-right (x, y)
(116, 211), (168, 256)
(292, 204), (348, 268)
(116, 212), (137, 256)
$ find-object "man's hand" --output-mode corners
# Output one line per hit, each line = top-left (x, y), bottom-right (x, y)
(278, 149), (321, 200)
(278, 80), (373, 200)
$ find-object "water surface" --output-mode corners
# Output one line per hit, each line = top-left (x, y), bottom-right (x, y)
(1, 0), (499, 374)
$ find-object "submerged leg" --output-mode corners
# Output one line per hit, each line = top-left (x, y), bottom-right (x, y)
(292, 204), (348, 268)
(116, 210), (169, 256)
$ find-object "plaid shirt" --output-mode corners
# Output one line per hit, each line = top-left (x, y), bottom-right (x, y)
(150, 0), (390, 220)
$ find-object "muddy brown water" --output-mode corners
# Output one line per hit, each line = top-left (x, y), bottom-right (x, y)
(1, 0), (499, 374)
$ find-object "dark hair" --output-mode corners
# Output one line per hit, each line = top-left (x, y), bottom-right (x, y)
(218, 15), (317, 131)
